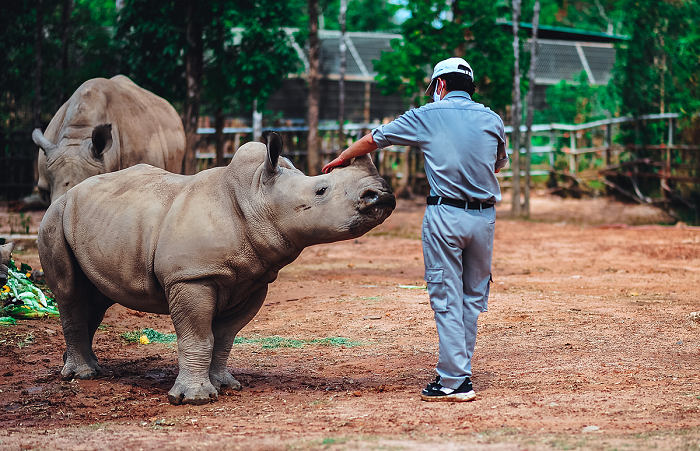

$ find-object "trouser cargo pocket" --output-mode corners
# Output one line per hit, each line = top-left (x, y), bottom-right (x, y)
(425, 268), (447, 313)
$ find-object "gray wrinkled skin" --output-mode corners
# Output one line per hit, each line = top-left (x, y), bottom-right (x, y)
(38, 132), (395, 406)
(0, 242), (15, 288)
(33, 75), (186, 205)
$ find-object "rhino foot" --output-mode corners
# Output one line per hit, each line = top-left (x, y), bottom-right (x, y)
(61, 359), (101, 380)
(167, 380), (219, 406)
(62, 350), (98, 364)
(210, 370), (242, 392)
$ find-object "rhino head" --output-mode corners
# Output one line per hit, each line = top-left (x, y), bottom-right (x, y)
(32, 124), (113, 204)
(0, 242), (15, 289)
(232, 131), (396, 251)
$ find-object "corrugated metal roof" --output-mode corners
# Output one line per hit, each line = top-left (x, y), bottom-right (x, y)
(293, 29), (617, 86)
(534, 40), (616, 85)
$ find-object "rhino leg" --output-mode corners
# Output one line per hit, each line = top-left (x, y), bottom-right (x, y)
(39, 203), (107, 380)
(166, 282), (219, 406)
(209, 286), (269, 392)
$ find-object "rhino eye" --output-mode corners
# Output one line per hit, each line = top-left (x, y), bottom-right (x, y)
(316, 187), (328, 196)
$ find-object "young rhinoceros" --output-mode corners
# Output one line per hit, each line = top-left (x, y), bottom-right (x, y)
(38, 131), (395, 405)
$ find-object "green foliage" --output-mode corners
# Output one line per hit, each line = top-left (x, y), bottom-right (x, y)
(320, 0), (401, 32)
(374, 0), (513, 113)
(121, 328), (177, 344)
(0, 0), (120, 132)
(535, 71), (616, 124)
(234, 335), (363, 348)
(117, 0), (300, 116)
(535, 0), (626, 34)
(1, 261), (58, 319)
(611, 0), (700, 124)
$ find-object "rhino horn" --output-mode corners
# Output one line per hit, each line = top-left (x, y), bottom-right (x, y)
(262, 130), (283, 181)
(91, 124), (113, 158)
(32, 129), (58, 157)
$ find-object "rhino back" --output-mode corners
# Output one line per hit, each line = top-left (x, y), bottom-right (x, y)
(43, 76), (185, 175)
(61, 164), (187, 313)
(107, 75), (185, 172)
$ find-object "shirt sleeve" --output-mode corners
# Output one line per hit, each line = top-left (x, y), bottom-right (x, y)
(371, 109), (424, 149)
(494, 116), (508, 171)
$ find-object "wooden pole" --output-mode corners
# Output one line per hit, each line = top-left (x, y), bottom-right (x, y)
(523, 0), (539, 218)
(364, 82), (371, 124)
(306, 0), (321, 175)
(338, 0), (347, 154)
(33, 0), (44, 129)
(215, 106), (225, 167)
(510, 0), (522, 217)
(569, 131), (576, 173)
(183, 0), (203, 175)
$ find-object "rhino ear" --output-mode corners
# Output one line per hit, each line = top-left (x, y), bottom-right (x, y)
(262, 130), (283, 180)
(32, 128), (58, 157)
(91, 124), (113, 158)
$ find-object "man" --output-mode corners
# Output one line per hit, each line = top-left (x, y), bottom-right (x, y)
(323, 57), (507, 402)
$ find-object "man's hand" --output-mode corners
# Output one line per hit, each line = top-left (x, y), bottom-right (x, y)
(322, 156), (351, 173)
(322, 133), (378, 174)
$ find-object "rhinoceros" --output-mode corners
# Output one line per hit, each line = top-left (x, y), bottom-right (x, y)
(38, 131), (395, 405)
(32, 75), (186, 205)
(0, 242), (15, 289)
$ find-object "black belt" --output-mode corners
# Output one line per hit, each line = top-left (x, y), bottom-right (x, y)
(427, 196), (494, 210)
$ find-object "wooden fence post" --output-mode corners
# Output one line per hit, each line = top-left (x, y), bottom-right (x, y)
(569, 131), (576, 174)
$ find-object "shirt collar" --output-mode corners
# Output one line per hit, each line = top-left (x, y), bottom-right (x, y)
(443, 91), (472, 101)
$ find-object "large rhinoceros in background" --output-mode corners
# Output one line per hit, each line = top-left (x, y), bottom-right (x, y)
(38, 131), (396, 406)
(32, 75), (186, 205)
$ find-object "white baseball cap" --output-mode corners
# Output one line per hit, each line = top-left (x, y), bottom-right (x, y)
(425, 57), (474, 96)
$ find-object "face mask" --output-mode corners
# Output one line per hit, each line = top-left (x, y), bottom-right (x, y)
(432, 80), (443, 103)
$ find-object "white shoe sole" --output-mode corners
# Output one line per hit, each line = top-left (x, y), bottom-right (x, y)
(421, 389), (476, 402)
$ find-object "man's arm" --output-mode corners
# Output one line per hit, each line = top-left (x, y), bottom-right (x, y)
(494, 117), (508, 173)
(322, 133), (378, 173)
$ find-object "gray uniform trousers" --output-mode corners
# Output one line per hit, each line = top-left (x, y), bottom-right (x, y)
(422, 203), (495, 390)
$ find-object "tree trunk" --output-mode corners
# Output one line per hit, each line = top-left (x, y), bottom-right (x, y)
(510, 0), (522, 217)
(59, 0), (73, 106)
(183, 0), (203, 175)
(306, 0), (321, 175)
(337, 0), (347, 154)
(523, 0), (539, 218)
(34, 0), (44, 129)
(215, 106), (225, 167)
(452, 0), (466, 57)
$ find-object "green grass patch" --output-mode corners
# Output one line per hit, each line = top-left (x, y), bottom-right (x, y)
(121, 328), (177, 344)
(234, 335), (363, 349)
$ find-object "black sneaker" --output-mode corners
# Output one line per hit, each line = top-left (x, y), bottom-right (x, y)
(421, 377), (476, 402)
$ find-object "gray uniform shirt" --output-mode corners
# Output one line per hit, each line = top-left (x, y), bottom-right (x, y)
(371, 91), (506, 204)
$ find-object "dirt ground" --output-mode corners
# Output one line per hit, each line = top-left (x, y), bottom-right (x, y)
(1, 195), (699, 451)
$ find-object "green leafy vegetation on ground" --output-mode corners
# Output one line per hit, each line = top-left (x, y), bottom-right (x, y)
(234, 335), (363, 348)
(120, 330), (364, 349)
(1, 260), (58, 320)
(121, 328), (177, 344)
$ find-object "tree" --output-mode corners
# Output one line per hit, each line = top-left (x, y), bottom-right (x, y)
(523, 0), (539, 218)
(337, 0), (347, 154)
(33, 0), (44, 129)
(511, 0), (522, 217)
(183, 0), (204, 175)
(320, 0), (400, 32)
(0, 0), (119, 132)
(611, 0), (700, 144)
(307, 0), (321, 175)
(374, 0), (513, 114)
(118, 0), (299, 173)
